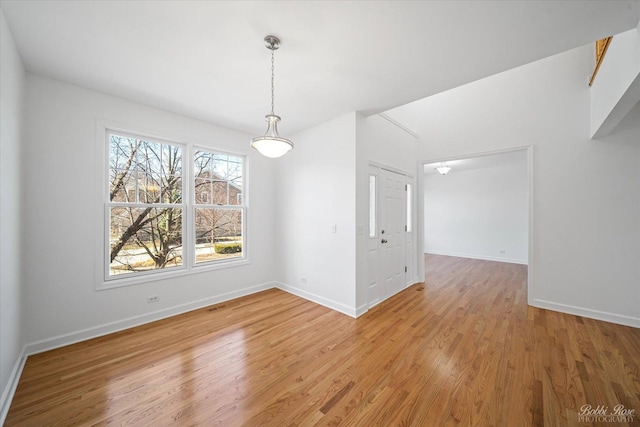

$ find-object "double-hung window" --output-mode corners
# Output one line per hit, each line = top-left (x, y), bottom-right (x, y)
(105, 129), (245, 286)
(108, 132), (184, 277)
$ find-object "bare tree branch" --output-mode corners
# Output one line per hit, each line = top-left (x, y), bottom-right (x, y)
(110, 139), (140, 201)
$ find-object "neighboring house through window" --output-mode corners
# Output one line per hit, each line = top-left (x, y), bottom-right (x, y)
(193, 150), (244, 264)
(104, 129), (246, 287)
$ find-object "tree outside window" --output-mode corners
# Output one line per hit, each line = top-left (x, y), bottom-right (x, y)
(108, 134), (184, 276)
(107, 132), (245, 280)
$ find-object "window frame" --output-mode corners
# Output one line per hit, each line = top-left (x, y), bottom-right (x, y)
(97, 124), (250, 290)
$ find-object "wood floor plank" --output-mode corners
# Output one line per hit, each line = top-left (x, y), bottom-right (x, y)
(5, 255), (640, 426)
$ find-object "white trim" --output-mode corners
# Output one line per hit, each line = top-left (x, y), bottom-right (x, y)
(425, 251), (528, 265)
(355, 303), (369, 317)
(369, 160), (411, 177)
(275, 282), (357, 318)
(98, 258), (252, 290)
(532, 299), (640, 329)
(26, 281), (275, 356)
(405, 176), (416, 286)
(419, 145), (532, 166)
(0, 346), (27, 425)
(416, 161), (425, 283)
(406, 182), (413, 233)
(377, 113), (420, 139)
(526, 145), (534, 305)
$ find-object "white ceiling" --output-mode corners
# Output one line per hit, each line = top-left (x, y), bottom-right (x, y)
(2, 1), (639, 136)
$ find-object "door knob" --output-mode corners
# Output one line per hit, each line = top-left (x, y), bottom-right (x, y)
(381, 239), (388, 244)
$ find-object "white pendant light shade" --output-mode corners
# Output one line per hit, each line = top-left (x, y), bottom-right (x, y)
(436, 165), (451, 175)
(251, 114), (293, 158)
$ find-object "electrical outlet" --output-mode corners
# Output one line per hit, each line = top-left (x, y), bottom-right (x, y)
(147, 295), (159, 303)
(499, 250), (506, 254)
(301, 277), (307, 284)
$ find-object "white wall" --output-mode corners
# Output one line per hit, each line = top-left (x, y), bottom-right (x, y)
(0, 9), (26, 420)
(416, 45), (640, 327)
(424, 153), (528, 264)
(275, 113), (358, 315)
(355, 113), (419, 312)
(591, 25), (640, 138)
(21, 74), (278, 348)
(275, 112), (420, 317)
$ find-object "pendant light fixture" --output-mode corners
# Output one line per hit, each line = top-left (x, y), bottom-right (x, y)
(436, 163), (451, 175)
(251, 35), (294, 158)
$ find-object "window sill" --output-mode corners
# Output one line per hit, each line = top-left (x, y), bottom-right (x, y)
(96, 258), (251, 291)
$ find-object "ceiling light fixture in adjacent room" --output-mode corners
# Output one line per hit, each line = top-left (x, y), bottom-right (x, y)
(436, 164), (451, 175)
(251, 35), (294, 158)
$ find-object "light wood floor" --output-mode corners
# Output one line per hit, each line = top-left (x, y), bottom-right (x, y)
(6, 255), (640, 426)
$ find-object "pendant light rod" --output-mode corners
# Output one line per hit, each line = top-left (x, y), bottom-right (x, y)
(265, 35), (280, 115)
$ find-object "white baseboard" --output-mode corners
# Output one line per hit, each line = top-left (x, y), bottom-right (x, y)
(355, 303), (369, 317)
(276, 281), (423, 319)
(275, 282), (358, 318)
(25, 281), (276, 356)
(425, 250), (528, 265)
(533, 299), (640, 328)
(0, 345), (27, 426)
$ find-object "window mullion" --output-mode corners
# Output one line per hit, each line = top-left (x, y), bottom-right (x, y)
(185, 144), (193, 269)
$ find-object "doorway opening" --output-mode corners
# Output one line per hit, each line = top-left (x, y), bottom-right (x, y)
(418, 147), (533, 303)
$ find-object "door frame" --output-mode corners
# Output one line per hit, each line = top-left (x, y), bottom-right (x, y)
(417, 145), (534, 305)
(367, 162), (417, 308)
